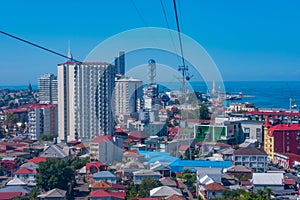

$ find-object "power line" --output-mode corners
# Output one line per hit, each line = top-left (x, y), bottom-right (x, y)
(0, 30), (80, 62)
(172, 0), (186, 68)
(173, 0), (189, 95)
(130, 0), (148, 27)
(159, 0), (181, 65)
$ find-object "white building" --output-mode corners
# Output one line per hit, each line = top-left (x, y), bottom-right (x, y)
(38, 74), (58, 104)
(58, 62), (115, 142)
(28, 104), (58, 140)
(114, 77), (143, 115)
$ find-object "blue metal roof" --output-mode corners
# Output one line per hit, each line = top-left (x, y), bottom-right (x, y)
(93, 171), (116, 178)
(170, 160), (232, 172)
(138, 150), (179, 164)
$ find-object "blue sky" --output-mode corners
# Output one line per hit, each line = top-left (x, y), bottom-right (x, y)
(0, 0), (300, 85)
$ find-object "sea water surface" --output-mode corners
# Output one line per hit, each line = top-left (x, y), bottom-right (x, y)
(159, 81), (300, 110)
(1, 81), (300, 110)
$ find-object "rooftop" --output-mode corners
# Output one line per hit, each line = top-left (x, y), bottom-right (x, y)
(204, 182), (227, 191)
(252, 173), (284, 185)
(89, 189), (125, 199)
(268, 124), (300, 135)
(37, 188), (66, 198)
(234, 147), (267, 156)
(91, 135), (113, 143)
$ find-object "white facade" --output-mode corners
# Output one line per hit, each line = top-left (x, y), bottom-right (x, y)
(114, 77), (143, 115)
(28, 109), (42, 140)
(28, 105), (58, 140)
(58, 62), (115, 142)
(38, 74), (58, 104)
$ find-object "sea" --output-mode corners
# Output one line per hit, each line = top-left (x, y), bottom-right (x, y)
(1, 81), (300, 110)
(159, 81), (300, 110)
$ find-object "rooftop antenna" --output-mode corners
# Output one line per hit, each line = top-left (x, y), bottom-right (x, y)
(68, 40), (73, 61)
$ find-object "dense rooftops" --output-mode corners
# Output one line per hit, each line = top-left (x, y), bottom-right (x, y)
(234, 147), (267, 156)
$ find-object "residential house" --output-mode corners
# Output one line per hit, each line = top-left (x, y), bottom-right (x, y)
(0, 185), (31, 195)
(252, 173), (284, 192)
(233, 147), (268, 172)
(133, 170), (161, 184)
(150, 161), (171, 177)
(89, 190), (125, 200)
(159, 177), (177, 187)
(39, 143), (74, 159)
(0, 192), (26, 200)
(93, 171), (117, 184)
(165, 194), (185, 200)
(121, 160), (145, 179)
(150, 186), (182, 198)
(226, 165), (253, 180)
(37, 188), (67, 200)
(219, 147), (234, 161)
(202, 182), (227, 200)
(13, 168), (37, 186)
(196, 167), (222, 184)
(86, 161), (108, 175)
(91, 180), (125, 191)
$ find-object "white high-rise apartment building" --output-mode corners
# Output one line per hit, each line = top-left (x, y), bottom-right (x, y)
(28, 104), (58, 140)
(57, 62), (115, 142)
(114, 77), (143, 115)
(38, 74), (58, 104)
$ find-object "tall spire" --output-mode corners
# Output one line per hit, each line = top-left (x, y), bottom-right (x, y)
(68, 40), (73, 61)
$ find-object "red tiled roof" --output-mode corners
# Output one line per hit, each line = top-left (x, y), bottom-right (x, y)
(5, 104), (57, 114)
(128, 118), (137, 121)
(14, 146), (29, 152)
(0, 192), (25, 200)
(264, 116), (271, 127)
(28, 157), (46, 163)
(91, 180), (125, 190)
(115, 128), (127, 133)
(166, 194), (185, 200)
(86, 161), (107, 170)
(90, 189), (125, 199)
(268, 124), (300, 136)
(0, 142), (26, 148)
(178, 145), (189, 151)
(284, 178), (296, 185)
(128, 131), (148, 139)
(91, 136), (113, 143)
(14, 167), (37, 175)
(205, 182), (226, 191)
(246, 111), (300, 117)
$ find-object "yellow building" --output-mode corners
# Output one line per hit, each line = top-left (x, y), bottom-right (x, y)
(263, 117), (274, 161)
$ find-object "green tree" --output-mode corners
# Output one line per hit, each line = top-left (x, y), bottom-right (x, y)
(138, 178), (162, 197)
(69, 157), (89, 170)
(40, 134), (54, 141)
(36, 158), (75, 191)
(4, 112), (18, 124)
(199, 104), (210, 120)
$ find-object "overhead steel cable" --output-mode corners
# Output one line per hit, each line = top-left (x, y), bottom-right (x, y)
(172, 0), (186, 68)
(0, 30), (80, 62)
(130, 0), (149, 27)
(159, 0), (181, 65)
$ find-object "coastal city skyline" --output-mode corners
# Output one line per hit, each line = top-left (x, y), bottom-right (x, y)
(1, 1), (300, 85)
(1, 1), (300, 200)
